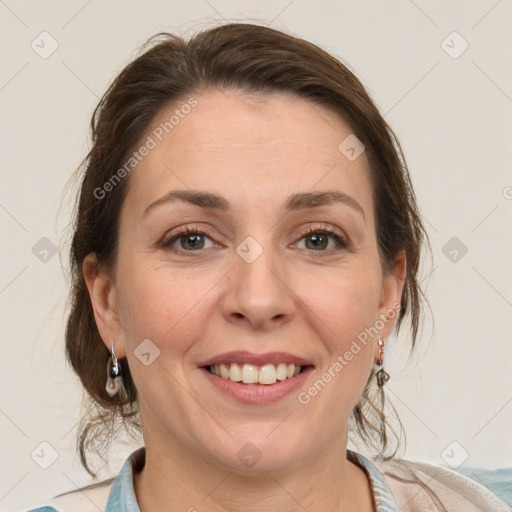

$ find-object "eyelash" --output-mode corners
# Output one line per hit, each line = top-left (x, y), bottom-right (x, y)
(160, 224), (349, 257)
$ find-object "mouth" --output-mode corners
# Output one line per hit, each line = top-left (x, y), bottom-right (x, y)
(197, 351), (314, 403)
(204, 362), (312, 385)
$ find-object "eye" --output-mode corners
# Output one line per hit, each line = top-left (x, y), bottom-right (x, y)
(294, 225), (348, 253)
(161, 227), (217, 253)
(160, 224), (349, 256)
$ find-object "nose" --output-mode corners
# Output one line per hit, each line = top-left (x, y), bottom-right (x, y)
(221, 239), (295, 331)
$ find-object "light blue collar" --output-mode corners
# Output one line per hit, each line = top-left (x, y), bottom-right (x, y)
(347, 451), (399, 511)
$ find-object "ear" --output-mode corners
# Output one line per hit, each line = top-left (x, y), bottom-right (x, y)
(377, 249), (406, 342)
(82, 253), (126, 358)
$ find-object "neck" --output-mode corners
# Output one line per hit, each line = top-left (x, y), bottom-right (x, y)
(133, 426), (374, 512)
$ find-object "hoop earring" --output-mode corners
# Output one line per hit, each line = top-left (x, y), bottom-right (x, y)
(106, 342), (124, 397)
(376, 334), (390, 387)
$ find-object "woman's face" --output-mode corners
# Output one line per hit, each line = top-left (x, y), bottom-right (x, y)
(86, 89), (404, 473)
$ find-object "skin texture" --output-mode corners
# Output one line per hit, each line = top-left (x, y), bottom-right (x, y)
(84, 89), (406, 511)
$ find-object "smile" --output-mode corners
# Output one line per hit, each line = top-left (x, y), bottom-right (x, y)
(198, 351), (315, 404)
(207, 362), (306, 385)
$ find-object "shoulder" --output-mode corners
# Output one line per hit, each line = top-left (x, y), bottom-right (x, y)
(25, 508), (60, 512)
(24, 478), (114, 512)
(25, 446), (145, 512)
(376, 456), (511, 512)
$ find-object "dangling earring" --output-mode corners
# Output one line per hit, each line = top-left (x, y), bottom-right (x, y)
(375, 333), (390, 451)
(106, 342), (124, 397)
(376, 334), (390, 387)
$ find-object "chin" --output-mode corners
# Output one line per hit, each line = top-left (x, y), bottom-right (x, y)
(205, 425), (311, 475)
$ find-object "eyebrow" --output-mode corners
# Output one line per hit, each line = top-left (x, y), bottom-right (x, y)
(143, 189), (366, 222)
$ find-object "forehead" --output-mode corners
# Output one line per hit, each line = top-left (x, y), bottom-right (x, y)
(124, 89), (372, 216)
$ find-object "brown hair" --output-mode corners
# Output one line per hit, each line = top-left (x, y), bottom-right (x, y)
(64, 22), (429, 477)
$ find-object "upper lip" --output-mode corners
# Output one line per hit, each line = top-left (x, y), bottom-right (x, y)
(198, 351), (314, 368)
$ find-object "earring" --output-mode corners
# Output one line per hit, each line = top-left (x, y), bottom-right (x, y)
(376, 333), (390, 451)
(376, 334), (390, 387)
(106, 342), (124, 397)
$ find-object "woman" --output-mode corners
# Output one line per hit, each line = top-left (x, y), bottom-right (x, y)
(27, 22), (509, 512)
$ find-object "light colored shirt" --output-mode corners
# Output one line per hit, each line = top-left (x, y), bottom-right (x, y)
(25, 446), (511, 512)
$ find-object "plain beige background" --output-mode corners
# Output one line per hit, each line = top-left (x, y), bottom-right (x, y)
(1, 1), (511, 510)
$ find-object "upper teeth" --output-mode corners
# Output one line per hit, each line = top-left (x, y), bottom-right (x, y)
(210, 363), (301, 385)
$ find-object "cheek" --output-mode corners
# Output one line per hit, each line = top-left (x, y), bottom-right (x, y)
(115, 259), (218, 354)
(303, 264), (381, 341)
(115, 266), (211, 408)
(298, 264), (380, 399)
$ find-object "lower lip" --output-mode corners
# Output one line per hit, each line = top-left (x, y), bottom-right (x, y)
(200, 367), (314, 404)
